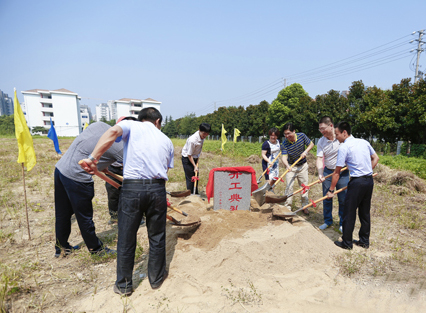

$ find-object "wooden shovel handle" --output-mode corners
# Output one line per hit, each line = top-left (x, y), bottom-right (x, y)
(103, 168), (123, 182)
(78, 160), (121, 189)
(294, 172), (377, 214)
(272, 155), (304, 188)
(291, 167), (348, 196)
(193, 160), (199, 193)
(168, 204), (188, 216)
(258, 151), (282, 180)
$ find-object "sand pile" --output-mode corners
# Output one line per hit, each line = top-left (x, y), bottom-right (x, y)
(73, 195), (425, 313)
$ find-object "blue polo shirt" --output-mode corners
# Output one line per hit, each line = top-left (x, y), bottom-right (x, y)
(117, 120), (174, 180)
(336, 136), (375, 177)
(281, 133), (312, 166)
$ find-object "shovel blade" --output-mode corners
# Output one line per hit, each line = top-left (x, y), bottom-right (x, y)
(252, 182), (270, 206)
(265, 195), (288, 204)
(168, 190), (191, 197)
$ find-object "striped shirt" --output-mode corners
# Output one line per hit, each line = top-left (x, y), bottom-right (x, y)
(281, 133), (312, 166)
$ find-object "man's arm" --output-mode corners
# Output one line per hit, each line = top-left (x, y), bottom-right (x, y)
(371, 153), (379, 169)
(316, 156), (325, 182)
(188, 155), (198, 172)
(326, 166), (342, 198)
(80, 125), (123, 174)
(301, 141), (314, 159)
(281, 154), (291, 170)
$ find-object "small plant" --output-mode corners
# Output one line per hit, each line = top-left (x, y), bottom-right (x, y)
(336, 252), (367, 276)
(221, 278), (263, 306)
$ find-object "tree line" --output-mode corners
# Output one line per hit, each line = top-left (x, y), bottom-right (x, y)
(162, 78), (426, 145)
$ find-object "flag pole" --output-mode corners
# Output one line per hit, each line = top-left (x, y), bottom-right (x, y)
(21, 163), (31, 240)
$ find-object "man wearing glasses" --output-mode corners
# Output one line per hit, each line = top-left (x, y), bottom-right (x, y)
(316, 116), (349, 232)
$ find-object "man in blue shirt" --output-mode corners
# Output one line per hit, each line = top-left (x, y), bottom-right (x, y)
(81, 107), (174, 295)
(327, 122), (379, 250)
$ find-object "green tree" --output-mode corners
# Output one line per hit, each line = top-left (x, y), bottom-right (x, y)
(0, 114), (15, 135)
(162, 116), (178, 138)
(267, 83), (309, 131)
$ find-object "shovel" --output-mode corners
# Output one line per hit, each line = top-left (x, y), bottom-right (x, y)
(103, 168), (123, 182)
(192, 160), (199, 195)
(256, 151), (282, 184)
(252, 155), (303, 206)
(104, 168), (190, 197)
(166, 190), (191, 197)
(281, 173), (378, 218)
(79, 160), (190, 225)
(79, 160), (121, 189)
(266, 167), (348, 203)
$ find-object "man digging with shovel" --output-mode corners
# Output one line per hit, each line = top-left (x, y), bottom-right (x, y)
(81, 107), (174, 295)
(327, 122), (379, 250)
(181, 123), (211, 194)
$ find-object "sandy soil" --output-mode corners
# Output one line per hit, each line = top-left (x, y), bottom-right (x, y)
(69, 195), (426, 313)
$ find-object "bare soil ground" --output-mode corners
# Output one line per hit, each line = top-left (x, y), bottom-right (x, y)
(0, 137), (425, 312)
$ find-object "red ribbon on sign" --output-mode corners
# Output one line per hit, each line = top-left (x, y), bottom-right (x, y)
(301, 183), (310, 194)
(191, 176), (200, 182)
(310, 199), (317, 208)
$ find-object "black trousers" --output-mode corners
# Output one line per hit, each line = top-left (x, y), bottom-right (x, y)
(181, 156), (198, 194)
(54, 168), (103, 252)
(342, 176), (374, 248)
(116, 180), (167, 291)
(105, 165), (123, 218)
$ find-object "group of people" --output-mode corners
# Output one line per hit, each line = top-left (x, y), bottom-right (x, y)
(53, 109), (378, 297)
(54, 107), (210, 296)
(261, 117), (379, 249)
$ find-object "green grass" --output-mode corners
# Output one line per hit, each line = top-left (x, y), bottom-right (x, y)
(379, 155), (426, 180)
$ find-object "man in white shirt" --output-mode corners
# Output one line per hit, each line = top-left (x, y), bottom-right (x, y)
(327, 121), (379, 250)
(81, 107), (174, 294)
(316, 116), (349, 232)
(181, 123), (211, 194)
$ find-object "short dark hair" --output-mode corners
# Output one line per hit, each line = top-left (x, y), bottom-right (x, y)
(123, 116), (137, 121)
(138, 107), (162, 124)
(199, 123), (211, 133)
(282, 122), (295, 132)
(319, 116), (333, 125)
(335, 121), (351, 136)
(268, 127), (280, 137)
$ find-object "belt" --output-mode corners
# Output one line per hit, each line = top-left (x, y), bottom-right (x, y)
(123, 179), (165, 185)
(350, 174), (372, 181)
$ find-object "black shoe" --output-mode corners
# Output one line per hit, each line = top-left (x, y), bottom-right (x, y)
(151, 270), (168, 290)
(55, 245), (80, 258)
(92, 247), (117, 257)
(353, 240), (369, 249)
(113, 284), (133, 296)
(108, 217), (118, 225)
(334, 240), (352, 250)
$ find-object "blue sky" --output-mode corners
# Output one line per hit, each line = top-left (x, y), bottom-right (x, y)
(1, 0), (425, 119)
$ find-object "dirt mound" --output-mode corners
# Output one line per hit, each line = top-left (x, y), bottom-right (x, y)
(376, 164), (426, 192)
(247, 154), (261, 164)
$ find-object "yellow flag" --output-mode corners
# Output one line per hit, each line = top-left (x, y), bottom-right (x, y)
(83, 122), (89, 130)
(221, 124), (227, 151)
(234, 128), (241, 143)
(14, 89), (36, 171)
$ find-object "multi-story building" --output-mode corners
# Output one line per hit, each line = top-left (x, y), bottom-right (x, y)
(0, 90), (14, 116)
(80, 104), (92, 127)
(95, 103), (111, 122)
(111, 98), (161, 120)
(21, 88), (82, 136)
(107, 100), (117, 121)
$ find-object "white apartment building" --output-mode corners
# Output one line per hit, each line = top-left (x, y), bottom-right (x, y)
(80, 104), (91, 127)
(107, 100), (117, 121)
(111, 98), (161, 120)
(21, 88), (82, 136)
(95, 103), (111, 122)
